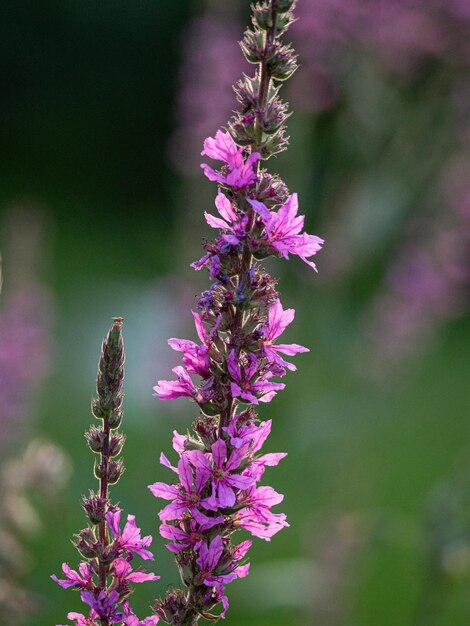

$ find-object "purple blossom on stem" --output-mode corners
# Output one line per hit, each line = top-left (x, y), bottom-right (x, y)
(113, 558), (159, 584)
(261, 299), (309, 371)
(150, 2), (322, 623)
(153, 366), (214, 404)
(105, 510), (154, 560)
(149, 455), (217, 526)
(190, 439), (256, 510)
(80, 590), (124, 624)
(201, 130), (261, 189)
(204, 190), (249, 244)
(249, 193), (324, 270)
(51, 562), (93, 590)
(227, 350), (286, 404)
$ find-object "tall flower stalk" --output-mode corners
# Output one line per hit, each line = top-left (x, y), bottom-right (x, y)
(150, 1), (323, 623)
(52, 319), (159, 626)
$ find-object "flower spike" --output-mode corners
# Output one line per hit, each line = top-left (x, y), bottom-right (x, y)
(150, 1), (322, 623)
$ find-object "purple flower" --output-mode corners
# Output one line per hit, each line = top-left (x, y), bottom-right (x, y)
(224, 416), (273, 451)
(235, 508), (289, 540)
(248, 193), (324, 269)
(189, 439), (255, 510)
(51, 562), (93, 590)
(235, 485), (289, 539)
(153, 365), (214, 404)
(204, 583), (230, 619)
(153, 365), (197, 400)
(261, 299), (309, 371)
(80, 590), (123, 624)
(227, 350), (285, 404)
(204, 190), (249, 244)
(191, 249), (224, 279)
(105, 509), (154, 560)
(159, 516), (220, 554)
(201, 130), (261, 189)
(148, 454), (216, 525)
(167, 312), (221, 378)
(196, 535), (250, 587)
(113, 558), (159, 584)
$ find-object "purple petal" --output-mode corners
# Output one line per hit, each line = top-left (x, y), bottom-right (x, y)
(215, 190), (237, 222)
(226, 474), (255, 490)
(227, 350), (241, 382)
(257, 452), (287, 466)
(177, 456), (194, 493)
(217, 481), (236, 508)
(159, 524), (188, 541)
(207, 535), (223, 571)
(160, 452), (177, 473)
(211, 439), (227, 468)
(205, 212), (229, 230)
(148, 482), (178, 501)
(158, 500), (188, 521)
(233, 540), (252, 560)
(106, 509), (121, 538)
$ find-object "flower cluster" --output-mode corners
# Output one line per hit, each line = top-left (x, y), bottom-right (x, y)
(52, 319), (158, 626)
(151, 1), (323, 623)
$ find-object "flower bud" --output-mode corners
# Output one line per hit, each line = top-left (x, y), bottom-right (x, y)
(176, 552), (194, 587)
(96, 318), (125, 415)
(107, 459), (125, 484)
(74, 527), (98, 559)
(256, 171), (289, 206)
(94, 460), (106, 480)
(275, 11), (295, 34)
(99, 543), (119, 565)
(251, 3), (272, 31)
(193, 415), (218, 448)
(267, 44), (298, 81)
(229, 113), (256, 146)
(85, 425), (106, 453)
(82, 491), (108, 524)
(109, 432), (126, 457)
(91, 398), (107, 419)
(239, 29), (265, 64)
(257, 99), (289, 134)
(234, 75), (260, 109)
(260, 130), (289, 159)
(108, 408), (123, 429)
(152, 589), (187, 625)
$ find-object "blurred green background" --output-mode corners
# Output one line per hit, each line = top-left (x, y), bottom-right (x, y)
(1, 1), (470, 625)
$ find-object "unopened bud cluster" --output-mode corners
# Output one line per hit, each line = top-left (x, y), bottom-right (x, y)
(230, 0), (298, 158)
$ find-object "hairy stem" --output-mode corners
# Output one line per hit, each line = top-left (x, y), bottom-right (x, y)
(254, 0), (278, 150)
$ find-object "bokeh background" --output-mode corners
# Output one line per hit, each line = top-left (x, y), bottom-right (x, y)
(1, 1), (470, 624)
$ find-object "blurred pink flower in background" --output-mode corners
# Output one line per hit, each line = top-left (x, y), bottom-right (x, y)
(0, 203), (54, 449)
(0, 202), (70, 625)
(168, 7), (244, 176)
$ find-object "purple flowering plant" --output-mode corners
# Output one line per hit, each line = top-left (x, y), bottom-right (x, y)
(52, 319), (159, 626)
(53, 1), (323, 624)
(150, 0), (323, 623)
